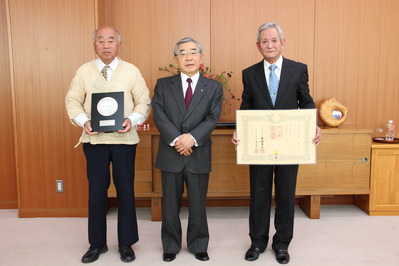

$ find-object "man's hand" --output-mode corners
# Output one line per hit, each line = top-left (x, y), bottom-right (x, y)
(231, 130), (240, 150)
(84, 121), (98, 135)
(312, 126), (322, 146)
(181, 148), (193, 157)
(175, 134), (195, 155)
(118, 118), (132, 133)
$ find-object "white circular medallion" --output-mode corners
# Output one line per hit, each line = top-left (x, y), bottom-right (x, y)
(97, 97), (118, 117)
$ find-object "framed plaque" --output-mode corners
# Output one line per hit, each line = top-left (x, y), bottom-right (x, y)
(91, 92), (124, 132)
(236, 109), (317, 165)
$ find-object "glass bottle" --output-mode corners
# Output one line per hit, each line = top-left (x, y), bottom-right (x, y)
(385, 120), (395, 141)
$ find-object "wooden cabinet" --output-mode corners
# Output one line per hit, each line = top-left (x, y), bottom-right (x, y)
(150, 126), (372, 220)
(297, 127), (371, 195)
(297, 126), (371, 218)
(356, 143), (399, 215)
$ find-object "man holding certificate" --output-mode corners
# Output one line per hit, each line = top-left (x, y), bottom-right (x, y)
(66, 26), (151, 263)
(231, 22), (321, 264)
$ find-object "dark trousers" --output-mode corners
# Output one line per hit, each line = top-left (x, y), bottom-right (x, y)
(83, 143), (138, 247)
(161, 169), (209, 254)
(249, 164), (298, 251)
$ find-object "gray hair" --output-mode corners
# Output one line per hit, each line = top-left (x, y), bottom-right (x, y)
(173, 37), (203, 56)
(257, 22), (284, 42)
(92, 26), (122, 44)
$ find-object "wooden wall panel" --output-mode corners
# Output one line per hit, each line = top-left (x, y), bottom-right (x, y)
(0, 0), (17, 208)
(106, 0), (399, 129)
(104, 0), (211, 122)
(8, 0), (96, 215)
(211, 0), (316, 122)
(314, 0), (399, 129)
(4, 0), (399, 216)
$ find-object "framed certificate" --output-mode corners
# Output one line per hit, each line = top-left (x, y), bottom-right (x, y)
(236, 109), (317, 165)
(91, 92), (124, 132)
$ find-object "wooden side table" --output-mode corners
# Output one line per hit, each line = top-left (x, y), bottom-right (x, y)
(356, 142), (399, 215)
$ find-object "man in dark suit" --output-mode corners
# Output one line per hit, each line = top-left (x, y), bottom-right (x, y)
(152, 37), (223, 262)
(232, 22), (321, 264)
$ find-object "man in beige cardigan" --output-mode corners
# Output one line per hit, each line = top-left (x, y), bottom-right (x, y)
(65, 26), (151, 263)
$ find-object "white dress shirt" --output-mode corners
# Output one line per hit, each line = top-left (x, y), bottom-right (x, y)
(263, 55), (283, 86)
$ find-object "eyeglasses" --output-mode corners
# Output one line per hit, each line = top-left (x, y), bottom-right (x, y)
(176, 49), (200, 57)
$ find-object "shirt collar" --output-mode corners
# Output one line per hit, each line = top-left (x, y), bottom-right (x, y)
(180, 71), (200, 85)
(96, 57), (120, 71)
(264, 55), (283, 70)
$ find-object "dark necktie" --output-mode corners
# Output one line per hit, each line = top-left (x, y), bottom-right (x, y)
(101, 65), (109, 81)
(185, 78), (193, 109)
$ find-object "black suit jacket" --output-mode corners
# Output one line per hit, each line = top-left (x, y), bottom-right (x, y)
(152, 74), (223, 174)
(241, 58), (315, 110)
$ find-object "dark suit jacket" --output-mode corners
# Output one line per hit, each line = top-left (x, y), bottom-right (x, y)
(241, 58), (315, 110)
(152, 74), (223, 174)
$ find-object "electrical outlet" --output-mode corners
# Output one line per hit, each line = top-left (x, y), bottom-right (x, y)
(56, 180), (64, 193)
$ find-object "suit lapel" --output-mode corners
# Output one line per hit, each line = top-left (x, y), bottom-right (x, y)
(170, 75), (187, 115)
(275, 58), (292, 107)
(253, 61), (274, 107)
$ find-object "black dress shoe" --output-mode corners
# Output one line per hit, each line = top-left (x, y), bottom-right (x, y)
(119, 245), (135, 262)
(195, 252), (209, 261)
(245, 247), (264, 261)
(81, 245), (108, 263)
(163, 253), (176, 262)
(274, 249), (290, 264)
